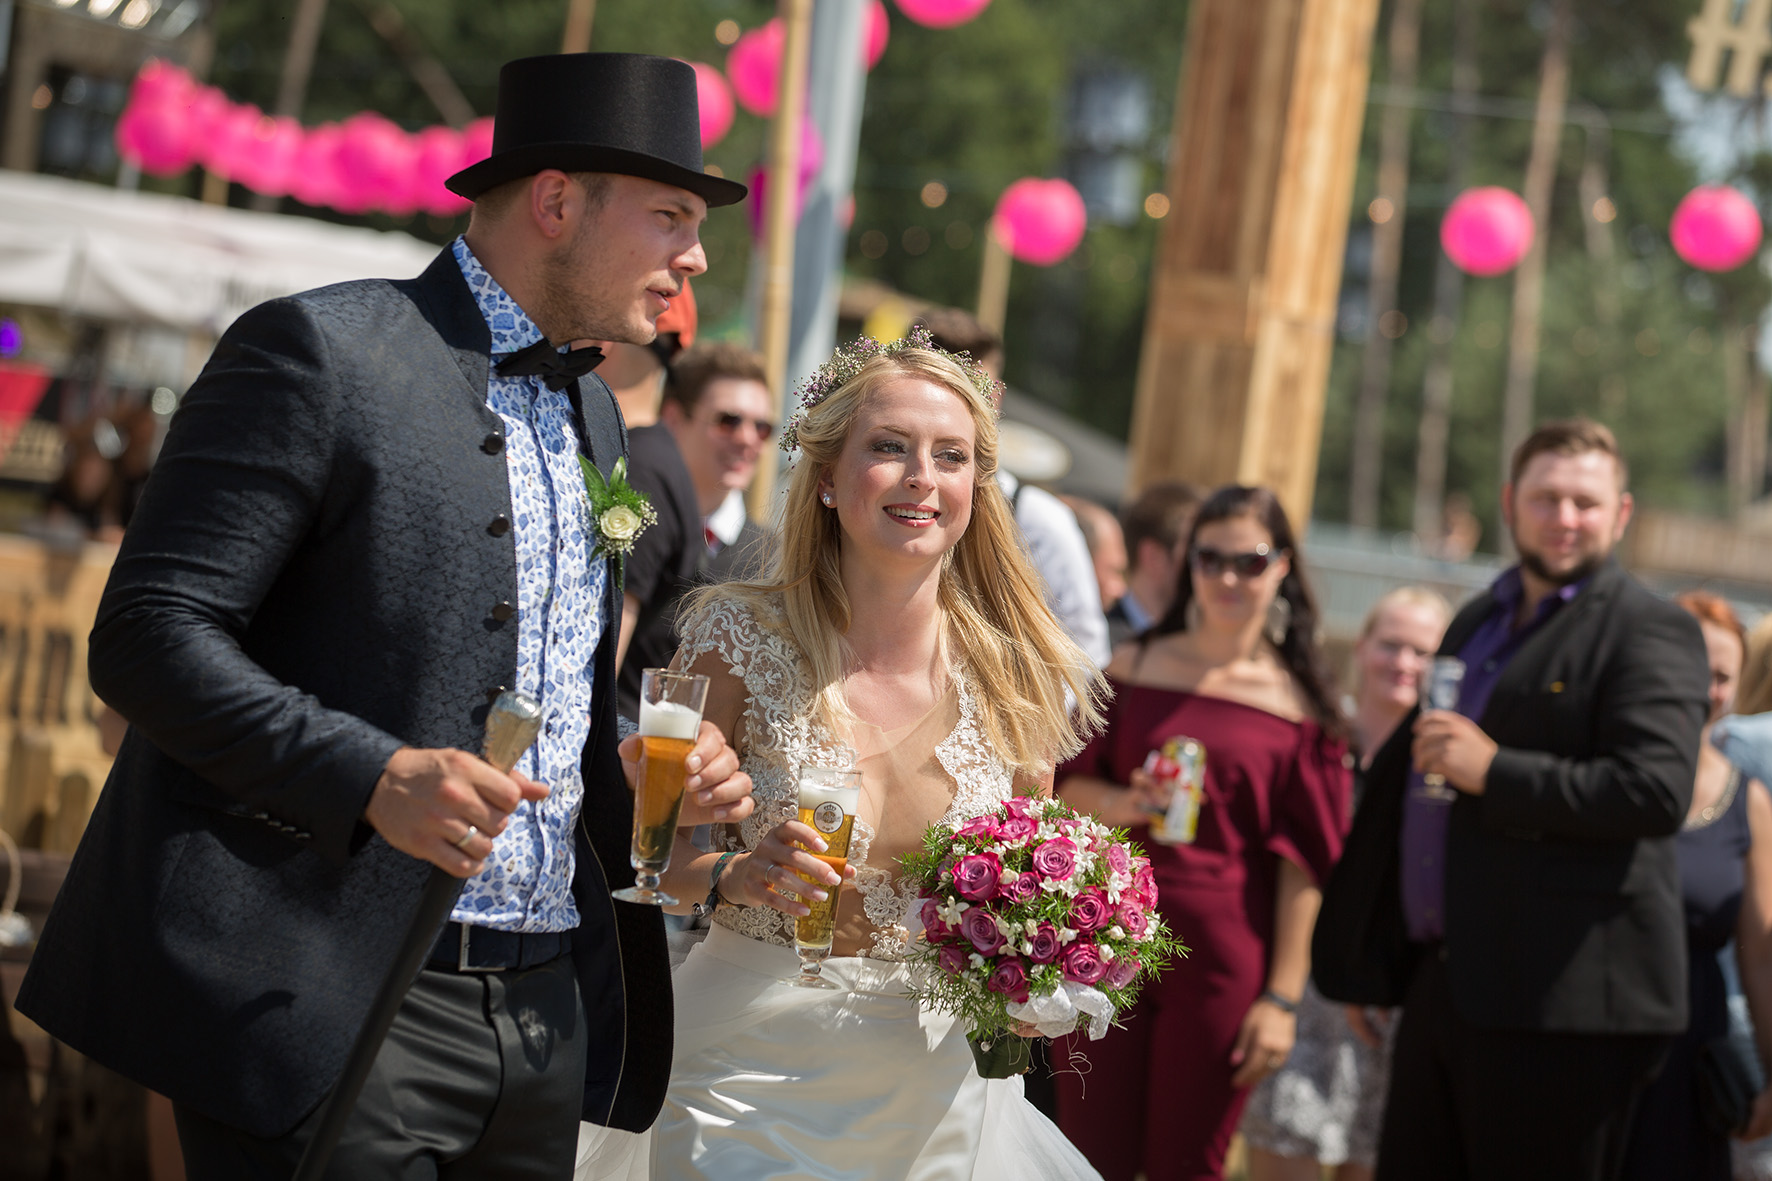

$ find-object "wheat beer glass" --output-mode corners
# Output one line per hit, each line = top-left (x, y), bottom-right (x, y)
(611, 669), (709, 906)
(789, 766), (861, 989)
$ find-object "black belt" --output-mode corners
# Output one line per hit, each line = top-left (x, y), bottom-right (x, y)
(428, 921), (572, 973)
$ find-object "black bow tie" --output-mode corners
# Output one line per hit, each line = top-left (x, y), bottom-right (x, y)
(494, 340), (604, 390)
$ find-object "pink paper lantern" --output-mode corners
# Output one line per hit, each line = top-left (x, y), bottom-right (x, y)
(411, 126), (471, 218)
(865, 0), (890, 69)
(744, 119), (826, 240)
(129, 59), (195, 112)
(231, 115), (303, 197)
(894, 0), (991, 28)
(335, 112), (418, 214)
(727, 20), (783, 117)
(460, 117), (494, 168)
(1440, 187), (1534, 276)
(1671, 185), (1763, 272)
(689, 61), (735, 149)
(289, 123), (346, 210)
(115, 100), (199, 175)
(992, 177), (1088, 266)
(200, 102), (265, 183)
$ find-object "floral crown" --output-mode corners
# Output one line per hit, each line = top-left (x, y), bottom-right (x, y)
(779, 325), (1004, 453)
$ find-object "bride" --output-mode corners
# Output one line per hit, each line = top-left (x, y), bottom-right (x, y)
(585, 332), (1107, 1179)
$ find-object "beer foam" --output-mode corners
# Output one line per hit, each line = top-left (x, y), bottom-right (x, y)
(639, 699), (701, 740)
(798, 779), (860, 812)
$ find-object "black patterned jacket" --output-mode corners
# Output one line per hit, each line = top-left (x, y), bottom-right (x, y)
(17, 250), (671, 1137)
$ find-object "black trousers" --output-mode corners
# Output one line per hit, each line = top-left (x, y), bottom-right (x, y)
(175, 953), (587, 1180)
(1376, 952), (1671, 1181)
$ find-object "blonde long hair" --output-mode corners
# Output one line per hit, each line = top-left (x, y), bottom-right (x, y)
(1732, 612), (1772, 717)
(695, 346), (1104, 778)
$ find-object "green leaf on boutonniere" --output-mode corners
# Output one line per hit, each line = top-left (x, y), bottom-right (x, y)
(580, 454), (657, 586)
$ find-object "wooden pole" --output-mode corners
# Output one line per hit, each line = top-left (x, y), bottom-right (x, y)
(747, 0), (815, 520)
(1124, 0), (1380, 526)
(1498, 0), (1572, 492)
(250, 0), (329, 210)
(976, 227), (1012, 336)
(1346, 0), (1422, 530)
(1410, 0), (1477, 542)
(562, 0), (596, 54)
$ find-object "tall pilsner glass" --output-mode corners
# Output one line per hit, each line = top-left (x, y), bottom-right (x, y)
(611, 669), (708, 906)
(1420, 656), (1466, 800)
(790, 766), (861, 989)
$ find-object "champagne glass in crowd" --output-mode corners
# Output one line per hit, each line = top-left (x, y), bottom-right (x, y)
(611, 669), (709, 906)
(789, 766), (861, 989)
(1421, 656), (1466, 799)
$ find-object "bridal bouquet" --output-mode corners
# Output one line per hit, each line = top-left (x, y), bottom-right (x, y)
(900, 795), (1184, 1078)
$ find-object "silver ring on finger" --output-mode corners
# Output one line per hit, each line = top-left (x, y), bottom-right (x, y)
(453, 824), (479, 852)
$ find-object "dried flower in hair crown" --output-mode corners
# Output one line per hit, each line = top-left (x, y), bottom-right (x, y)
(779, 325), (1004, 453)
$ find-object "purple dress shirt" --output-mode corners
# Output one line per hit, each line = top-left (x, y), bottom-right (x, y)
(1399, 567), (1587, 942)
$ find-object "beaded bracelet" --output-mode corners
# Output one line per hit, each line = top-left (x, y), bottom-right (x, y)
(693, 850), (743, 919)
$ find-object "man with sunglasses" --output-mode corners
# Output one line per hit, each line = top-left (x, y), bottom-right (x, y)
(661, 341), (776, 583)
(1315, 419), (1709, 1181)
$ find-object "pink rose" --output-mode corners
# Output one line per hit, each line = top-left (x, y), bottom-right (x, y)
(1116, 902), (1150, 937)
(1106, 844), (1132, 876)
(1027, 921), (1062, 963)
(1104, 956), (1140, 989)
(938, 944), (970, 976)
(953, 853), (1003, 903)
(961, 907), (1007, 956)
(1069, 888), (1113, 933)
(1003, 796), (1036, 820)
(986, 957), (1032, 1003)
(1060, 940), (1107, 985)
(956, 814), (1003, 841)
(1132, 863), (1158, 908)
(1001, 871), (1041, 905)
(1031, 836), (1078, 881)
(918, 896), (942, 929)
(998, 811), (1039, 842)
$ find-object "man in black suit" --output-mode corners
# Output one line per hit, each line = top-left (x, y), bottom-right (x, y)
(18, 54), (754, 1178)
(1314, 419), (1709, 1181)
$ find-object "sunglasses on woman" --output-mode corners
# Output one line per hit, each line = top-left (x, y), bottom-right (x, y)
(1190, 543), (1277, 579)
(714, 412), (775, 441)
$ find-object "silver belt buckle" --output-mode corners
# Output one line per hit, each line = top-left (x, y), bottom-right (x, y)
(458, 924), (506, 973)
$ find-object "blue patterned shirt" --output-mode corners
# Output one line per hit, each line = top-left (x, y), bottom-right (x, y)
(450, 236), (608, 932)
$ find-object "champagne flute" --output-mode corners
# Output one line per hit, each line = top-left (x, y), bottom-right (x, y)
(612, 669), (709, 906)
(789, 766), (860, 989)
(1421, 656), (1466, 799)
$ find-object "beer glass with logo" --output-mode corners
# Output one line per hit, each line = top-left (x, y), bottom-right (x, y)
(611, 669), (709, 906)
(789, 766), (861, 989)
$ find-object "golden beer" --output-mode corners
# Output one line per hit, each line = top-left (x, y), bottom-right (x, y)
(632, 734), (695, 867)
(793, 853), (850, 950)
(789, 766), (862, 988)
(612, 669), (708, 907)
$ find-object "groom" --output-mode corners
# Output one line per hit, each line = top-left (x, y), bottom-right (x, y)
(18, 54), (749, 1177)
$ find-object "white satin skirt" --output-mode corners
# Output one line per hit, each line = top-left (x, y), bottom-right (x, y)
(574, 923), (1101, 1181)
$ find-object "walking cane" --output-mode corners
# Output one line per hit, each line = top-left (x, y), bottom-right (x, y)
(291, 690), (546, 1181)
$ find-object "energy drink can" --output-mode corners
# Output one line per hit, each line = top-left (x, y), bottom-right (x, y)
(1144, 737), (1207, 845)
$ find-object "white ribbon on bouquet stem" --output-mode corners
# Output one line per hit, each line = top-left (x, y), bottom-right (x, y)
(1006, 980), (1115, 1040)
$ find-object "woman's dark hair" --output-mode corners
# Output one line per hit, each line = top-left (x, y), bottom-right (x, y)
(1145, 485), (1343, 734)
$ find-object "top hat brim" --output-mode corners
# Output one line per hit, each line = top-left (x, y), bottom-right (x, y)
(446, 143), (747, 208)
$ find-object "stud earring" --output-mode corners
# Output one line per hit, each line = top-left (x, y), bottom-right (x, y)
(821, 493), (834, 506)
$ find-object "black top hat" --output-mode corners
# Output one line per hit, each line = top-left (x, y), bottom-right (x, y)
(446, 53), (747, 208)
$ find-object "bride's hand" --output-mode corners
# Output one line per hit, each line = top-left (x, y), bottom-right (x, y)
(618, 721), (754, 826)
(720, 820), (855, 916)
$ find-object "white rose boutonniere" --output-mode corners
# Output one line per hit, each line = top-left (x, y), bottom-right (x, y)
(579, 456), (657, 583)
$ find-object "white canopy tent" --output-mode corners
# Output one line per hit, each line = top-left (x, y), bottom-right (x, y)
(0, 170), (443, 336)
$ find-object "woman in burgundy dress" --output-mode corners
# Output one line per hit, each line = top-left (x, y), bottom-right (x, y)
(1055, 485), (1352, 1181)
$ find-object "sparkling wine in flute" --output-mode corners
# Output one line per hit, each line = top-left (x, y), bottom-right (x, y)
(790, 766), (860, 989)
(612, 669), (708, 906)
(1421, 656), (1466, 797)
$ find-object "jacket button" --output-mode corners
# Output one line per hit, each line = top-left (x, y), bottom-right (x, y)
(491, 601), (515, 622)
(488, 514), (511, 537)
(482, 433), (505, 454)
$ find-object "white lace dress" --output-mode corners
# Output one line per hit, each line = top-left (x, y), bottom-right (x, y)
(575, 595), (1101, 1181)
